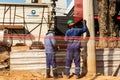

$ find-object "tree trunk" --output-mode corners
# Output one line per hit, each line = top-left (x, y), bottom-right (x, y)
(108, 0), (118, 48)
(97, 0), (108, 48)
(97, 0), (119, 48)
(116, 0), (120, 48)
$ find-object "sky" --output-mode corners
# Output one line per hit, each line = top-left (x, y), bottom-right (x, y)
(0, 0), (25, 3)
(67, 0), (72, 7)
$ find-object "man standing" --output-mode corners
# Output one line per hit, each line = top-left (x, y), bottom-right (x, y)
(65, 19), (87, 79)
(44, 28), (58, 79)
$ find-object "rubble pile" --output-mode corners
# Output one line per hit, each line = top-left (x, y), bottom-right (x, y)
(0, 41), (10, 69)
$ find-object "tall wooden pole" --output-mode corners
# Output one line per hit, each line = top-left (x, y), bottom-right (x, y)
(83, 0), (96, 74)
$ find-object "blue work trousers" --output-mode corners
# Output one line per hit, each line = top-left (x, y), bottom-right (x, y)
(65, 48), (80, 75)
(46, 53), (56, 69)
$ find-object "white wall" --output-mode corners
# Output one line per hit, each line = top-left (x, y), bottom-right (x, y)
(0, 5), (49, 46)
(26, 0), (31, 3)
(56, 0), (67, 16)
(26, 0), (67, 16)
(65, 0), (74, 14)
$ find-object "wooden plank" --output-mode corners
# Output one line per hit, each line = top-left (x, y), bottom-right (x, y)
(0, 2), (49, 7)
(11, 46), (30, 51)
(4, 34), (35, 39)
(0, 25), (24, 29)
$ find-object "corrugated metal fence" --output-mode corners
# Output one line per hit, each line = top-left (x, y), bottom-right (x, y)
(10, 48), (120, 76)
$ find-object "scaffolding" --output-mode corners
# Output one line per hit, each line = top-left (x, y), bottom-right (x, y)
(0, 3), (51, 45)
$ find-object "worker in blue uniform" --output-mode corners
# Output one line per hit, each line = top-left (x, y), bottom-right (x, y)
(64, 19), (87, 79)
(44, 27), (58, 79)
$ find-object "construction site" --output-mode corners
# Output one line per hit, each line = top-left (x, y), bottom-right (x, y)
(0, 0), (120, 80)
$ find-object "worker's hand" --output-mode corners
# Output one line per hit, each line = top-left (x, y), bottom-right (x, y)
(83, 20), (86, 24)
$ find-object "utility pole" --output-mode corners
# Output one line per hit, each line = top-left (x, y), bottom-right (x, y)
(83, 0), (96, 74)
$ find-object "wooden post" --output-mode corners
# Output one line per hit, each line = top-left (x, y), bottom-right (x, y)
(83, 0), (96, 74)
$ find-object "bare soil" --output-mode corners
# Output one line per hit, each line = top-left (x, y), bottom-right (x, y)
(0, 70), (120, 80)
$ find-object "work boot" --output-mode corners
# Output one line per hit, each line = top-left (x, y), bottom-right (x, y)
(46, 69), (52, 78)
(53, 69), (58, 79)
(76, 74), (81, 79)
(66, 74), (70, 79)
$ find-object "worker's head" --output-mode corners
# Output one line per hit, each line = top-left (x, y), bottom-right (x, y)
(46, 27), (55, 35)
(67, 19), (74, 28)
(49, 27), (54, 31)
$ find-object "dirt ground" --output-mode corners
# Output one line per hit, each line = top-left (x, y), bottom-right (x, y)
(0, 70), (120, 80)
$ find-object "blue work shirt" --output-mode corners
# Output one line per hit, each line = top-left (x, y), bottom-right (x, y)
(44, 32), (56, 53)
(65, 24), (87, 49)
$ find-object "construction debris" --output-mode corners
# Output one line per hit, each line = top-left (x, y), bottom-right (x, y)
(0, 51), (9, 63)
(0, 51), (9, 69)
(0, 41), (11, 69)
